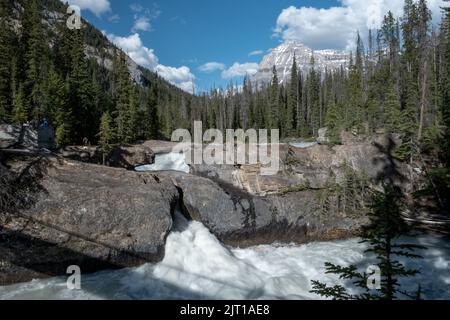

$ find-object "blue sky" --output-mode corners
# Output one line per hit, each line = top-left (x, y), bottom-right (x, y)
(65, 0), (446, 93)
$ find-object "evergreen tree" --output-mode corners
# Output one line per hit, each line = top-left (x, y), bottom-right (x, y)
(22, 0), (48, 123)
(113, 52), (133, 143)
(43, 66), (67, 126)
(68, 29), (95, 143)
(286, 56), (298, 137)
(347, 61), (365, 133)
(0, 0), (14, 123)
(145, 82), (160, 139)
(397, 74), (419, 162)
(128, 85), (141, 141)
(269, 66), (280, 130)
(12, 84), (28, 124)
(98, 112), (115, 165)
(43, 68), (72, 146)
(324, 94), (342, 145)
(384, 82), (403, 133)
(442, 0), (450, 164)
(307, 56), (321, 136)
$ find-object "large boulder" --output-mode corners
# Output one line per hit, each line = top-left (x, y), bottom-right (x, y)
(163, 172), (365, 247)
(0, 124), (38, 150)
(108, 144), (155, 169)
(0, 156), (178, 285)
(142, 140), (179, 154)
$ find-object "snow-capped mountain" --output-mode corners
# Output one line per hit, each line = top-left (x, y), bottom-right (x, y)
(252, 41), (349, 85)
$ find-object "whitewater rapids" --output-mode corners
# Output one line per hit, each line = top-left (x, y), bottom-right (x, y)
(135, 153), (190, 173)
(0, 211), (449, 300)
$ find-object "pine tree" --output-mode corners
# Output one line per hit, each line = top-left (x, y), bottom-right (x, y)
(0, 0), (14, 123)
(401, 0), (418, 73)
(442, 1), (450, 165)
(347, 51), (365, 133)
(113, 52), (133, 143)
(324, 94), (342, 145)
(286, 56), (298, 136)
(68, 29), (94, 143)
(397, 74), (419, 162)
(145, 81), (160, 140)
(43, 68), (72, 146)
(43, 66), (67, 125)
(12, 84), (28, 124)
(269, 66), (280, 130)
(384, 83), (402, 133)
(22, 0), (48, 123)
(307, 56), (321, 136)
(98, 112), (115, 165)
(128, 85), (141, 141)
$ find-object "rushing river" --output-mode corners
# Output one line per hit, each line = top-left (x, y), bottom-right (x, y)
(0, 153), (449, 300)
(135, 152), (190, 173)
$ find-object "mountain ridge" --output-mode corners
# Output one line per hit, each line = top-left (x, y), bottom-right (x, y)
(253, 40), (349, 84)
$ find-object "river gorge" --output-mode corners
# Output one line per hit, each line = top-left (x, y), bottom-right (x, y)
(1, 150), (449, 300)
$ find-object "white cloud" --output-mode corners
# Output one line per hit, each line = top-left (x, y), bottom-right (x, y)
(108, 14), (120, 23)
(249, 50), (264, 56)
(106, 33), (195, 93)
(199, 62), (226, 73)
(64, 0), (111, 17)
(130, 3), (144, 13)
(274, 0), (446, 50)
(107, 33), (159, 69)
(222, 62), (259, 79)
(132, 16), (152, 32)
(156, 65), (196, 93)
(130, 4), (162, 33)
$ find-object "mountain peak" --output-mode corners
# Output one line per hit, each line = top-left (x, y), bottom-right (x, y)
(253, 41), (349, 85)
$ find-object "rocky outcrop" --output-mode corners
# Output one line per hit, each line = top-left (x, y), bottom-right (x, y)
(0, 156), (178, 286)
(0, 124), (38, 150)
(58, 143), (156, 170)
(192, 134), (414, 196)
(142, 140), (179, 154)
(163, 172), (365, 247)
(108, 144), (155, 169)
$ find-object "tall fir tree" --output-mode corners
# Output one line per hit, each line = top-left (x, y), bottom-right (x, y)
(0, 0), (14, 123)
(22, 0), (48, 123)
(12, 84), (28, 124)
(286, 56), (298, 137)
(324, 93), (342, 145)
(145, 81), (161, 140)
(98, 112), (116, 164)
(307, 55), (321, 136)
(113, 52), (133, 144)
(383, 82), (403, 134)
(269, 66), (280, 130)
(44, 67), (72, 145)
(68, 29), (95, 143)
(442, 0), (450, 165)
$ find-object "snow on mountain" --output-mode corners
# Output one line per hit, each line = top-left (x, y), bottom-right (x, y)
(252, 41), (349, 85)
